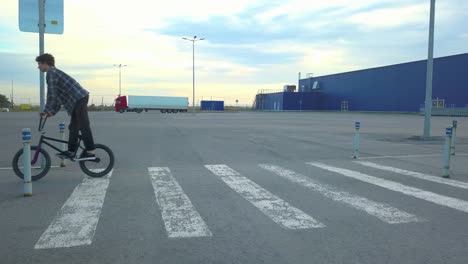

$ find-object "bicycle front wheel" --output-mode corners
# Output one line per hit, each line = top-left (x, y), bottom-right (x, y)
(12, 146), (51, 181)
(79, 144), (114, 177)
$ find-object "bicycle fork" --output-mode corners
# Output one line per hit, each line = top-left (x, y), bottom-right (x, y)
(31, 146), (42, 166)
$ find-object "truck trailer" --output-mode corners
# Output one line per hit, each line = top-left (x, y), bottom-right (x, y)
(115, 95), (188, 113)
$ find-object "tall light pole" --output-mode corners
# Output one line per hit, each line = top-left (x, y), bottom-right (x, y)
(182, 36), (204, 113)
(298, 72), (301, 92)
(39, 0), (45, 112)
(113, 64), (127, 96)
(11, 80), (14, 110)
(423, 0), (436, 139)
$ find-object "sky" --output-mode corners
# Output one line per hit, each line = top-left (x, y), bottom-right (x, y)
(0, 0), (467, 106)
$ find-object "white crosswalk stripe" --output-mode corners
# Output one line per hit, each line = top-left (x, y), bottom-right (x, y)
(355, 161), (468, 190)
(259, 164), (422, 224)
(308, 162), (468, 214)
(35, 170), (113, 249)
(148, 167), (212, 238)
(33, 161), (468, 248)
(205, 164), (325, 229)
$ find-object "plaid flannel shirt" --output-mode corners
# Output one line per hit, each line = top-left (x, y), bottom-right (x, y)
(44, 67), (89, 115)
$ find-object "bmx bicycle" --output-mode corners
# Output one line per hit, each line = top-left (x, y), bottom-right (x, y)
(12, 116), (114, 181)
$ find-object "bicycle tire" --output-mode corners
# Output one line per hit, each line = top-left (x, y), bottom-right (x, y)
(79, 144), (114, 177)
(12, 146), (51, 181)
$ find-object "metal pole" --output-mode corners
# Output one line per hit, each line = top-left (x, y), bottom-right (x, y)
(442, 127), (452, 178)
(39, 0), (45, 112)
(59, 122), (66, 167)
(451, 120), (457, 155)
(119, 64), (122, 96)
(423, 0), (436, 139)
(192, 40), (195, 114)
(22, 128), (32, 196)
(38, 0), (47, 170)
(353, 121), (361, 159)
(182, 37), (203, 114)
(298, 72), (301, 92)
(11, 80), (14, 110)
(113, 64), (126, 96)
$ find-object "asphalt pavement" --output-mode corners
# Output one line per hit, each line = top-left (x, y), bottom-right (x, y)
(1, 111), (467, 264)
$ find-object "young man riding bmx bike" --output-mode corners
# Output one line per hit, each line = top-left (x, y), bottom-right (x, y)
(36, 53), (96, 161)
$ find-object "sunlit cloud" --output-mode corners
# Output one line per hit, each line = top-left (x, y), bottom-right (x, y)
(0, 0), (467, 107)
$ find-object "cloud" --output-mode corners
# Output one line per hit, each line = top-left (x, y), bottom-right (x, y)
(347, 4), (428, 30)
(1, 0), (467, 107)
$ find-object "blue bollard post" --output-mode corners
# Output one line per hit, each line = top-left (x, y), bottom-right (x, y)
(353, 121), (360, 159)
(442, 127), (453, 178)
(59, 122), (66, 167)
(22, 128), (32, 196)
(451, 120), (457, 156)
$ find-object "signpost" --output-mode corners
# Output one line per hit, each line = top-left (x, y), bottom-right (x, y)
(19, 0), (64, 34)
(19, 0), (64, 112)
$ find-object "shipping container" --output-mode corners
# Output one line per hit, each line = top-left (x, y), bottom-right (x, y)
(115, 95), (188, 113)
(201, 100), (224, 111)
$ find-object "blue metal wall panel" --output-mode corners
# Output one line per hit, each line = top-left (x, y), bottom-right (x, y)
(318, 61), (426, 111)
(283, 92), (323, 110)
(255, 92), (323, 110)
(201, 100), (224, 111)
(432, 54), (468, 108)
(298, 53), (468, 112)
(255, 93), (283, 110)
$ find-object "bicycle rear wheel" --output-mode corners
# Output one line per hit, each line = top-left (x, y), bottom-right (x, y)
(79, 144), (114, 177)
(12, 146), (51, 181)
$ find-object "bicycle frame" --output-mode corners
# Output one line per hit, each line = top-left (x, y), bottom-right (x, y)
(32, 116), (84, 165)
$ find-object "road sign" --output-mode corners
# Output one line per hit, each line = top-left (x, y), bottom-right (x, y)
(19, 0), (64, 34)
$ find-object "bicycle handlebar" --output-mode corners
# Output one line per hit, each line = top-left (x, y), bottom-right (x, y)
(39, 115), (48, 132)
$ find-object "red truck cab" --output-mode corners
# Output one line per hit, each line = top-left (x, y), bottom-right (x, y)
(114, 96), (128, 113)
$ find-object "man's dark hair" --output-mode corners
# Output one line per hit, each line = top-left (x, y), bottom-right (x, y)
(35, 53), (55, 66)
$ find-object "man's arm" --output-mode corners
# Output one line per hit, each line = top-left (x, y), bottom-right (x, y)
(43, 72), (61, 115)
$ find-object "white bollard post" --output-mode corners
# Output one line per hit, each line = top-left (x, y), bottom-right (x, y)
(59, 122), (66, 167)
(22, 128), (32, 196)
(353, 121), (360, 159)
(442, 127), (453, 178)
(451, 120), (457, 156)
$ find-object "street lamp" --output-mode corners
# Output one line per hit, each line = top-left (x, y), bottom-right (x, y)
(182, 36), (204, 114)
(11, 80), (14, 110)
(113, 64), (127, 96)
(423, 0), (436, 139)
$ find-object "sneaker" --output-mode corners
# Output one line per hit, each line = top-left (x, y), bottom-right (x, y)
(56, 151), (75, 160)
(77, 151), (96, 161)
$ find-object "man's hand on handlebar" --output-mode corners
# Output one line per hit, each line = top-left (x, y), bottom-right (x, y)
(40, 112), (54, 117)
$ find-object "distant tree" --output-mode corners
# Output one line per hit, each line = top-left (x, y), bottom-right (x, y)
(88, 104), (97, 111)
(0, 94), (11, 108)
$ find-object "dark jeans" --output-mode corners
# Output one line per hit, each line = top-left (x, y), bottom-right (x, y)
(68, 96), (95, 152)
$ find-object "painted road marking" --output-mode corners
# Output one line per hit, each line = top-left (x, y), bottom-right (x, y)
(205, 164), (324, 229)
(308, 163), (468, 214)
(0, 166), (61, 170)
(148, 167), (212, 238)
(359, 153), (468, 159)
(356, 161), (468, 190)
(259, 164), (422, 224)
(35, 170), (113, 249)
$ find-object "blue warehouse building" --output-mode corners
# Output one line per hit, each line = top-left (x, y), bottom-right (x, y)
(253, 53), (468, 113)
